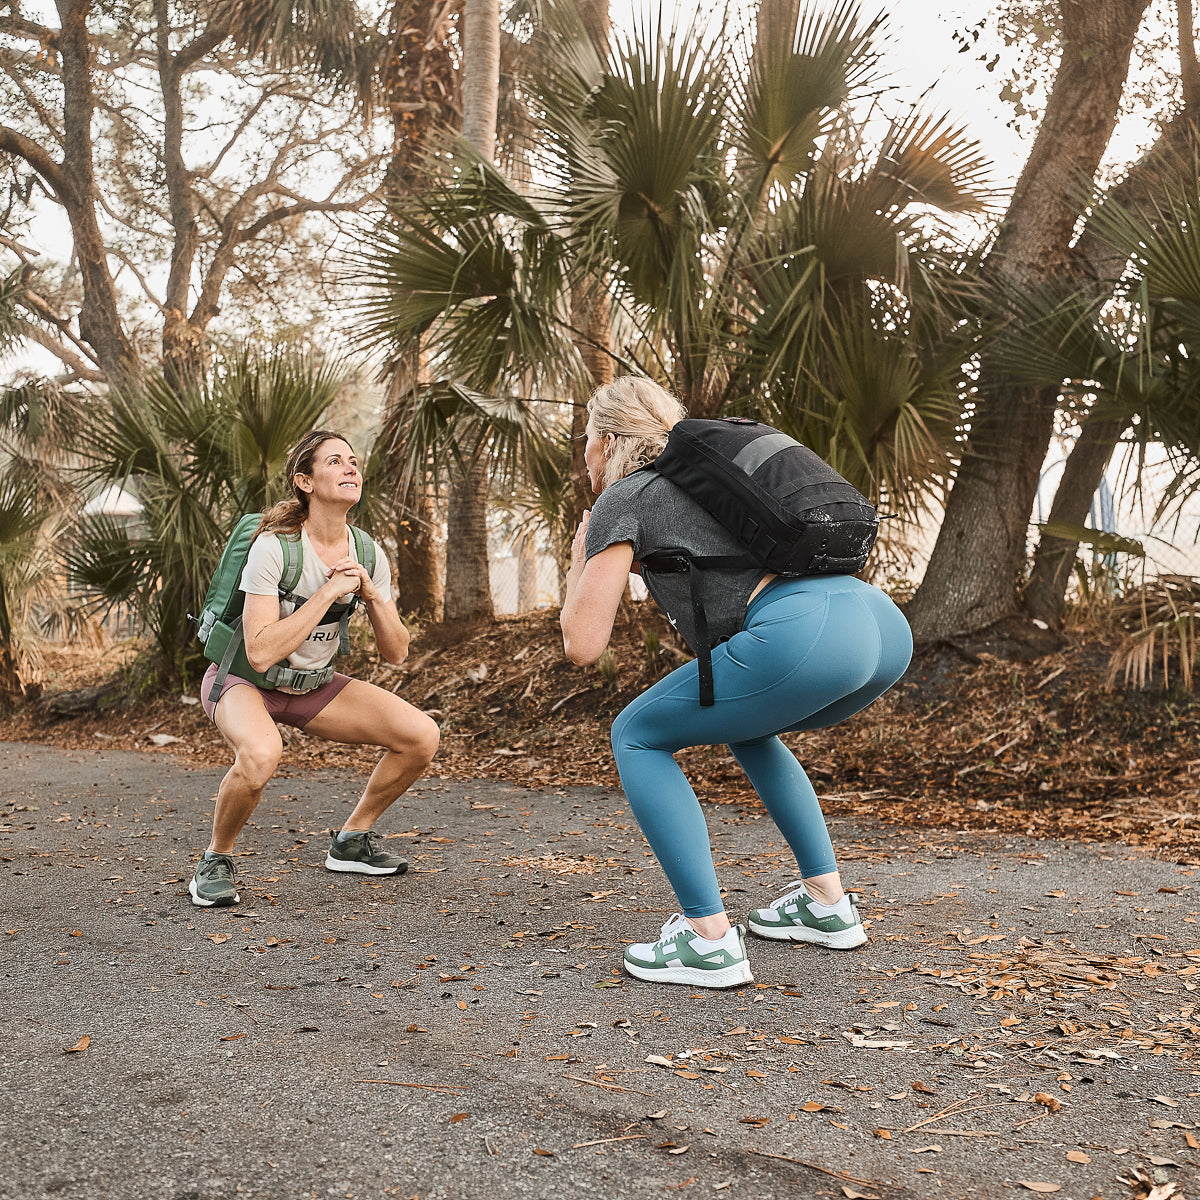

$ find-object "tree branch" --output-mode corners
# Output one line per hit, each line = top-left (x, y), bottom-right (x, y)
(0, 125), (70, 203)
(18, 321), (105, 382)
(0, 15), (59, 46)
(173, 27), (226, 74)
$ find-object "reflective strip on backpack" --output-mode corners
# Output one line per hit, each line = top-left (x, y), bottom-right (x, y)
(731, 431), (798, 476)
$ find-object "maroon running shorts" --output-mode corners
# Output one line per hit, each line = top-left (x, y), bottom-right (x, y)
(200, 663), (352, 728)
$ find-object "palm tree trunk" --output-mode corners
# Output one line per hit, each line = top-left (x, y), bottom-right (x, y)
(442, 0), (501, 621)
(380, 0), (461, 617)
(516, 533), (538, 612)
(569, 280), (613, 526)
(394, 483), (445, 618)
(443, 457), (492, 619)
(906, 0), (1151, 643)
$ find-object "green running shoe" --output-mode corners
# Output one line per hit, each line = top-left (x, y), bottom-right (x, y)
(623, 913), (753, 988)
(747, 881), (867, 949)
(325, 829), (408, 876)
(189, 851), (240, 908)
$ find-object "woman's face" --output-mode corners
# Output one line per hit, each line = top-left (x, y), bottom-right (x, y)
(297, 438), (360, 507)
(583, 421), (608, 495)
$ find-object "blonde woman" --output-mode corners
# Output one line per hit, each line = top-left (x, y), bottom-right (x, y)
(190, 430), (440, 908)
(560, 378), (912, 987)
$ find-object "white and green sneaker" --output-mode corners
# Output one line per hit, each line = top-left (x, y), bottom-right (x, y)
(189, 851), (240, 908)
(747, 881), (867, 949)
(623, 914), (753, 988)
(325, 829), (408, 876)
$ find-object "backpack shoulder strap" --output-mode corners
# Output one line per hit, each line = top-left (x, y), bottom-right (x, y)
(277, 530), (304, 600)
(349, 525), (376, 579)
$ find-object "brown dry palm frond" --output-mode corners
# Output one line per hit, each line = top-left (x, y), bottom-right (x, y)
(1106, 574), (1200, 690)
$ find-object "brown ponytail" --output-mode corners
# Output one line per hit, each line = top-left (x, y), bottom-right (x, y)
(256, 430), (354, 538)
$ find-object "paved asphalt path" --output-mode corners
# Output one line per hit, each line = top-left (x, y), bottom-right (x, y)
(1, 741), (1198, 1200)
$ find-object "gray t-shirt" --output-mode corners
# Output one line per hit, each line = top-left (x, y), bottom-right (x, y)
(585, 470), (766, 652)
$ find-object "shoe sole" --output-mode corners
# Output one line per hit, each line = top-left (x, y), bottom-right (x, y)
(623, 959), (754, 988)
(324, 854), (408, 876)
(747, 917), (867, 949)
(188, 878), (240, 907)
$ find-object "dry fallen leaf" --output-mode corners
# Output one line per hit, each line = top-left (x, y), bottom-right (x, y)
(1016, 1184), (1062, 1194)
(532, 1147), (554, 1157)
(874, 1129), (891, 1140)
(1151, 1095), (1180, 1108)
(63, 1036), (90, 1054)
(910, 1146), (942, 1155)
(800, 1101), (827, 1113)
(912, 1081), (936, 1095)
(1033, 1092), (1062, 1112)
(841, 1189), (879, 1200)
(449, 1113), (469, 1124)
(646, 1110), (667, 1120)
(1065, 1151), (1090, 1164)
(220, 1033), (245, 1042)
(206, 933), (230, 945)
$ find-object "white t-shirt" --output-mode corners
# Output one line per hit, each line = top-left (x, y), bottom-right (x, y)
(240, 527), (392, 683)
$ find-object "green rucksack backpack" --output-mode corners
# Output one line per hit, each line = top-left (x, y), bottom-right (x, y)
(194, 513), (377, 705)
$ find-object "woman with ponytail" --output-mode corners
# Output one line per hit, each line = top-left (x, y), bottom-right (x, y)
(190, 430), (440, 909)
(561, 378), (912, 988)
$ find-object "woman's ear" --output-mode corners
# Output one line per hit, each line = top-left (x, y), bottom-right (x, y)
(295, 473), (313, 494)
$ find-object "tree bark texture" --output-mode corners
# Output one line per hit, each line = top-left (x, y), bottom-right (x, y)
(383, 0), (462, 194)
(906, 0), (1152, 642)
(380, 0), (462, 616)
(1023, 414), (1126, 624)
(516, 533), (539, 612)
(393, 482), (445, 619)
(53, 0), (138, 381)
(442, 0), (501, 621)
(443, 458), (493, 620)
(461, 0), (499, 159)
(1024, 2), (1200, 625)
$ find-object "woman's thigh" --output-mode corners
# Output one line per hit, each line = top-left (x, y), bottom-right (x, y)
(614, 583), (908, 753)
(213, 682), (283, 760)
(302, 678), (436, 751)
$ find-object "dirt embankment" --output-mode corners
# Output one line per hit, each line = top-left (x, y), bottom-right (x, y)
(5, 604), (1199, 853)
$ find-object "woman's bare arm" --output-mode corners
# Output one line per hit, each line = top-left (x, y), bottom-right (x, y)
(560, 511), (635, 666)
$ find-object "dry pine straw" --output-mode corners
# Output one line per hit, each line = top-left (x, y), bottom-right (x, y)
(6, 607), (1200, 852)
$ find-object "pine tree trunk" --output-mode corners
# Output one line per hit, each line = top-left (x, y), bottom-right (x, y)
(906, 0), (1151, 643)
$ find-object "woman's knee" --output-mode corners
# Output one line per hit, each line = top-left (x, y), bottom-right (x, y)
(233, 737), (283, 789)
(390, 712), (440, 764)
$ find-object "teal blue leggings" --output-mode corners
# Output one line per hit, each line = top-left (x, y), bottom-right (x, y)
(611, 575), (912, 918)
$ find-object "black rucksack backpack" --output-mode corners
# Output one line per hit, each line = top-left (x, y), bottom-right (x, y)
(640, 417), (878, 706)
